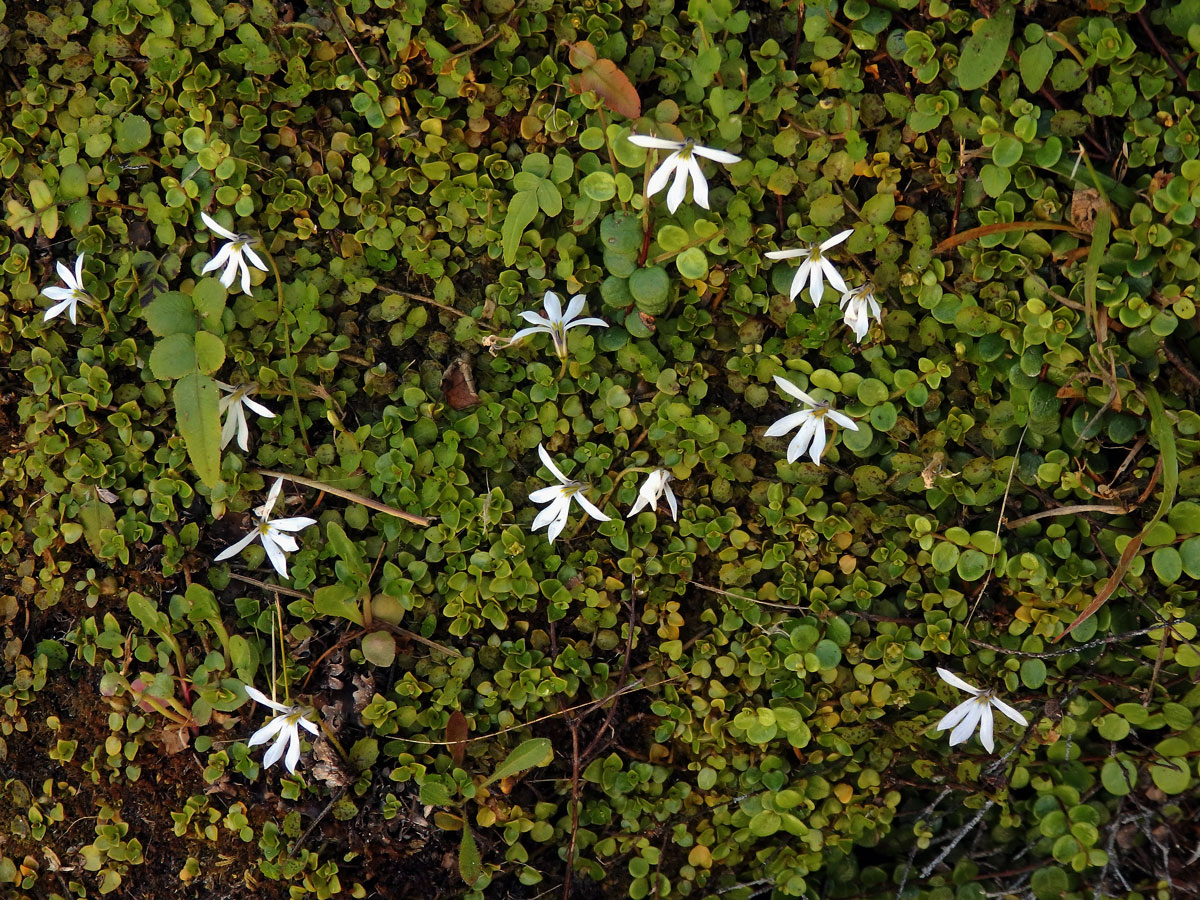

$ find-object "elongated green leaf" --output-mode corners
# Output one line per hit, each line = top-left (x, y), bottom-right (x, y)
(501, 190), (540, 266)
(312, 583), (364, 625)
(459, 822), (482, 886)
(327, 520), (367, 577)
(174, 373), (222, 488)
(482, 737), (553, 787)
(957, 4), (1015, 90)
(79, 495), (116, 557)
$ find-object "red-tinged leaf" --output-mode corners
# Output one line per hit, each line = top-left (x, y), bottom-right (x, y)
(446, 710), (469, 767)
(565, 40), (641, 120)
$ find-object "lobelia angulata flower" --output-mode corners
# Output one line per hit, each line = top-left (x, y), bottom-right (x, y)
(626, 469), (678, 521)
(934, 667), (1028, 753)
(199, 211), (268, 296)
(214, 477), (317, 578)
(508, 290), (608, 360)
(839, 283), (882, 342)
(626, 134), (741, 213)
(764, 375), (859, 466)
(242, 684), (319, 773)
(216, 382), (276, 452)
(42, 253), (93, 324)
(529, 444), (610, 542)
(766, 229), (854, 307)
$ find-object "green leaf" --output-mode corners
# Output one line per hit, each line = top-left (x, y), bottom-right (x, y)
(127, 591), (170, 635)
(501, 190), (540, 266)
(1018, 40), (1054, 92)
(1096, 713), (1129, 741)
(861, 192), (895, 225)
(536, 179), (562, 217)
(459, 823), (483, 886)
(79, 494), (116, 557)
(628, 266), (670, 316)
(483, 738), (553, 787)
(362, 631), (397, 667)
(29, 179), (53, 211)
(1100, 757), (1137, 796)
(174, 373), (222, 488)
(193, 331), (225, 376)
(144, 291), (197, 337)
(581, 171), (616, 202)
(312, 583), (364, 625)
(675, 247), (707, 280)
(327, 521), (368, 576)
(601, 211), (642, 255)
(192, 279), (227, 331)
(349, 736), (379, 772)
(1149, 757), (1191, 795)
(150, 333), (197, 380)
(419, 779), (454, 806)
(957, 4), (1015, 90)
(115, 114), (152, 153)
(1152, 546), (1182, 584)
(956, 549), (989, 581)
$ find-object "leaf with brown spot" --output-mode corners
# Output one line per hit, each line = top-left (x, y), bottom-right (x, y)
(565, 40), (641, 120)
(446, 710), (469, 767)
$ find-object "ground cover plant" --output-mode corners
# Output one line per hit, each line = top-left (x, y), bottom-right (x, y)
(2, 0), (1200, 898)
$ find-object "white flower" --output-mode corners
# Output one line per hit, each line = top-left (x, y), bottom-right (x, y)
(199, 211), (268, 296)
(764, 375), (859, 466)
(42, 253), (92, 324)
(216, 382), (276, 452)
(935, 667), (1028, 753)
(530, 444), (611, 542)
(627, 469), (678, 521)
(766, 229), (854, 306)
(509, 291), (608, 360)
(627, 134), (741, 213)
(839, 283), (881, 342)
(243, 684), (319, 773)
(215, 477), (317, 577)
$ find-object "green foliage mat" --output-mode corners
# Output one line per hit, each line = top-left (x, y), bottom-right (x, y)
(2, 0), (1200, 897)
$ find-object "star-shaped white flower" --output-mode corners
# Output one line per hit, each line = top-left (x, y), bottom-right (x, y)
(935, 668), (1028, 753)
(215, 477), (318, 577)
(199, 211), (268, 296)
(509, 291), (607, 360)
(42, 253), (92, 324)
(216, 382), (276, 452)
(627, 134), (741, 213)
(530, 444), (610, 542)
(766, 229), (854, 306)
(839, 283), (882, 342)
(627, 469), (678, 521)
(764, 375), (859, 466)
(243, 684), (319, 773)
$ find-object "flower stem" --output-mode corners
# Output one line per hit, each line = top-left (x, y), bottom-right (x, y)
(260, 246), (311, 455)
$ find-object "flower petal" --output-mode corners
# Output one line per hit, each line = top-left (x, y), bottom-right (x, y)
(537, 444), (569, 485)
(508, 326), (548, 345)
(809, 256), (826, 307)
(201, 241), (234, 275)
(270, 516), (318, 533)
(544, 500), (572, 542)
(248, 715), (288, 747)
(764, 247), (806, 260)
(666, 159), (690, 213)
(990, 696), (1028, 727)
(936, 698), (975, 734)
(542, 290), (563, 323)
(238, 256), (253, 296)
(821, 257), (847, 295)
(261, 535), (290, 577)
(573, 492), (611, 522)
(56, 259), (75, 288)
(562, 293), (587, 323)
(937, 668), (981, 696)
(74, 253), (86, 288)
(563, 316), (608, 330)
(820, 228), (853, 251)
(529, 485), (567, 503)
(807, 418), (829, 465)
(532, 495), (570, 533)
(235, 404), (250, 452)
(687, 155), (709, 209)
(948, 700), (985, 746)
(220, 405), (239, 450)
(664, 484), (679, 521)
(788, 259), (812, 303)
(201, 211), (238, 240)
(627, 134), (683, 151)
(978, 703), (995, 752)
(645, 154), (678, 200)
(764, 409), (813, 439)
(242, 396), (276, 419)
(244, 685), (292, 712)
(773, 375), (817, 406)
(241, 244), (268, 272)
(261, 722), (293, 769)
(786, 415), (820, 464)
(827, 410), (859, 431)
(44, 298), (74, 322)
(284, 728), (302, 772)
(691, 145), (741, 164)
(215, 529), (259, 562)
(298, 716), (320, 735)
